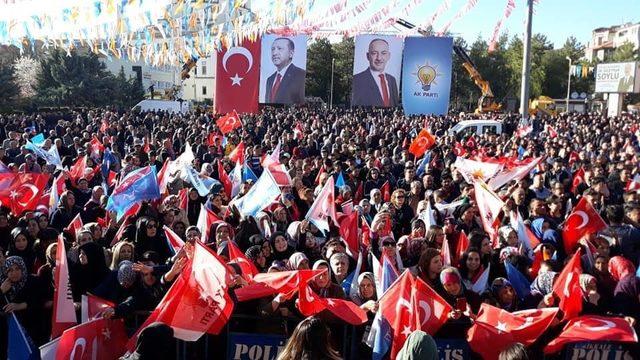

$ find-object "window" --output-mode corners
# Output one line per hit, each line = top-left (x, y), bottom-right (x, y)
(482, 125), (497, 135)
(619, 31), (627, 37)
(202, 86), (207, 95)
(201, 65), (207, 76)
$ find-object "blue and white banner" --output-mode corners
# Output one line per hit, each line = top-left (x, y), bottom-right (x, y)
(401, 36), (453, 115)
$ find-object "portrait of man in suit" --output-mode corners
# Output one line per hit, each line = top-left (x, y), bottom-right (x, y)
(617, 63), (635, 93)
(351, 38), (400, 107)
(264, 37), (306, 104)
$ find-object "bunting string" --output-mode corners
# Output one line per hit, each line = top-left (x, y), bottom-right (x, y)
(488, 0), (515, 52)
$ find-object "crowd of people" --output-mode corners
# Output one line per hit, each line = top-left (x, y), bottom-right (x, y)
(1, 106), (640, 359)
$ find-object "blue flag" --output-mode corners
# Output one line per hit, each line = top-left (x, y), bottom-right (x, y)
(24, 141), (63, 169)
(8, 313), (38, 360)
(233, 170), (281, 217)
(30, 133), (45, 146)
(505, 261), (531, 301)
(106, 166), (160, 220)
(335, 172), (346, 188)
(101, 148), (118, 178)
(416, 151), (432, 178)
(242, 164), (258, 183)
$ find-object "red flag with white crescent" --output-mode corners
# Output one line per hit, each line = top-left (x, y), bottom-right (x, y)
(408, 129), (436, 158)
(215, 39), (261, 114)
(0, 173), (50, 216)
(297, 282), (368, 325)
(56, 318), (128, 360)
(562, 198), (607, 253)
(544, 315), (638, 355)
(552, 249), (583, 320)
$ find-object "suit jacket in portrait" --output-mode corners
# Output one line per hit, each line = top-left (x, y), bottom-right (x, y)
(265, 64), (306, 104)
(351, 69), (399, 107)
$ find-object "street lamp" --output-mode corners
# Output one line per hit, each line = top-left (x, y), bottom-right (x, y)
(566, 56), (572, 113)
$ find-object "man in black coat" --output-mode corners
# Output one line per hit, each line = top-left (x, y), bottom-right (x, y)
(351, 38), (399, 107)
(264, 37), (306, 104)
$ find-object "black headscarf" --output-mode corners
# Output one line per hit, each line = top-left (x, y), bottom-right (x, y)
(70, 242), (109, 299)
(130, 322), (175, 360)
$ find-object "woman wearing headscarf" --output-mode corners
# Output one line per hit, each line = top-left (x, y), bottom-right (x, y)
(351, 272), (378, 360)
(1, 256), (46, 344)
(489, 277), (520, 312)
(288, 252), (310, 270)
(396, 330), (438, 360)
(69, 242), (110, 301)
(8, 227), (36, 273)
(310, 260), (345, 299)
(608, 256), (640, 322)
(438, 267), (481, 336)
(270, 231), (295, 262)
(579, 274), (606, 315)
(529, 271), (558, 308)
(186, 188), (204, 226)
(364, 168), (384, 200)
(93, 260), (138, 304)
(134, 217), (170, 263)
(207, 221), (235, 251)
(369, 188), (384, 214)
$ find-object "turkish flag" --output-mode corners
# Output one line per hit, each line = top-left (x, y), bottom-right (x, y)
(545, 124), (558, 138)
(466, 135), (477, 149)
(468, 304), (559, 359)
(163, 225), (185, 255)
(354, 181), (364, 203)
(453, 141), (468, 157)
(178, 188), (188, 211)
(52, 235), (77, 338)
(90, 136), (104, 159)
(545, 316), (639, 355)
(81, 294), (115, 323)
(552, 248), (583, 320)
(381, 181), (391, 202)
(64, 213), (84, 241)
(408, 129), (436, 158)
(56, 318), (128, 360)
(227, 240), (259, 280)
(267, 163), (293, 187)
(217, 160), (232, 198)
(571, 167), (585, 193)
(454, 231), (470, 265)
(228, 142), (245, 164)
(297, 283), (368, 325)
(196, 204), (222, 243)
(562, 197), (607, 253)
(128, 241), (234, 346)
(474, 180), (504, 236)
(0, 173), (50, 215)
(339, 211), (360, 257)
(626, 173), (640, 192)
(234, 270), (323, 302)
(216, 111), (242, 135)
(413, 274), (452, 334)
(215, 39), (260, 114)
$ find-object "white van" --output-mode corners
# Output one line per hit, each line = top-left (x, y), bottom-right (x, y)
(132, 100), (191, 114)
(448, 120), (503, 137)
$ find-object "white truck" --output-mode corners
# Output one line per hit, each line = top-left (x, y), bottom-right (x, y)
(132, 100), (191, 114)
(448, 120), (503, 138)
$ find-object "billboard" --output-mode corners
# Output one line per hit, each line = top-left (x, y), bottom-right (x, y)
(259, 34), (307, 104)
(401, 36), (453, 115)
(351, 34), (404, 107)
(595, 62), (640, 93)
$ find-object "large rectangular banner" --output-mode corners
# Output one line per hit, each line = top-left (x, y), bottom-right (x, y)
(595, 62), (640, 93)
(351, 34), (404, 107)
(215, 39), (261, 114)
(259, 34), (307, 104)
(401, 36), (453, 115)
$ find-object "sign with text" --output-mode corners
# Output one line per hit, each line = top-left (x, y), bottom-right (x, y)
(436, 338), (470, 360)
(595, 62), (640, 93)
(401, 36), (453, 115)
(565, 342), (638, 360)
(227, 332), (287, 360)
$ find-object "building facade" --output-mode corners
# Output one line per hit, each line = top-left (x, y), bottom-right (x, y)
(585, 22), (640, 62)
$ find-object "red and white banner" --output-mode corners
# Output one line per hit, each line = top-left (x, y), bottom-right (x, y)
(55, 318), (128, 360)
(215, 39), (261, 114)
(488, 0), (516, 52)
(439, 0), (479, 35)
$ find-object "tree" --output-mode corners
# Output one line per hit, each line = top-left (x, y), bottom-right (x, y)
(13, 57), (40, 98)
(331, 37), (354, 105)
(305, 38), (334, 102)
(606, 41), (640, 62)
(0, 64), (19, 111)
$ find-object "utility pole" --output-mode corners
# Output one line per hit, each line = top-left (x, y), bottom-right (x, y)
(519, 0), (534, 121)
(330, 58), (335, 109)
(565, 56), (572, 112)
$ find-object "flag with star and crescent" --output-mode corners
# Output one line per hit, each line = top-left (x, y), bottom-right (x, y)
(215, 39), (261, 114)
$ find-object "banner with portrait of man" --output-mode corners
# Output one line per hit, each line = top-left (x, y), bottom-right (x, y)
(351, 34), (404, 108)
(259, 34), (308, 104)
(401, 36), (453, 115)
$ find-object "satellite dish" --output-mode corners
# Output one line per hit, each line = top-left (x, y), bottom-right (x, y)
(571, 92), (579, 99)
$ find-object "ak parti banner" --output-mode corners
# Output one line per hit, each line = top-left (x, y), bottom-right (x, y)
(215, 39), (261, 114)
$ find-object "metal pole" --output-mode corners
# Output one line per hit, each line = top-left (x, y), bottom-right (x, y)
(519, 0), (534, 121)
(330, 58), (335, 108)
(565, 56), (572, 113)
